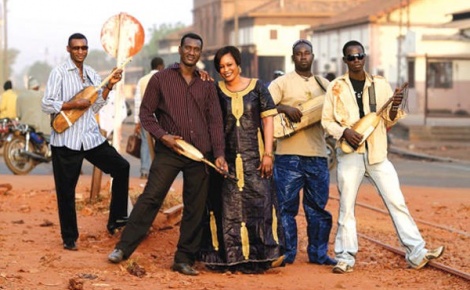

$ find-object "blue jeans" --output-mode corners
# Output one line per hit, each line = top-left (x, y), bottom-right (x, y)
(140, 127), (152, 175)
(274, 155), (332, 264)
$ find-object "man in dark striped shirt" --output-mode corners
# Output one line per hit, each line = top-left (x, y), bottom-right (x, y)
(108, 33), (227, 276)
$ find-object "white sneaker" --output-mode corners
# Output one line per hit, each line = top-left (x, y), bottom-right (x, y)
(415, 246), (445, 269)
(332, 261), (353, 274)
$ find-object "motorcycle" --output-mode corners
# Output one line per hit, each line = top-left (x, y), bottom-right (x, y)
(0, 118), (20, 148)
(3, 123), (51, 175)
(325, 135), (337, 171)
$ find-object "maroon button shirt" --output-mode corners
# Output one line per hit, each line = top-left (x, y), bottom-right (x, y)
(140, 63), (225, 158)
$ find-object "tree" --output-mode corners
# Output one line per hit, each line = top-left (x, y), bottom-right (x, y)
(86, 50), (114, 72)
(27, 61), (52, 86)
(132, 22), (186, 71)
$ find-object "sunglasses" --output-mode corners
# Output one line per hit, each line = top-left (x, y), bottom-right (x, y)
(70, 46), (89, 51)
(345, 53), (366, 62)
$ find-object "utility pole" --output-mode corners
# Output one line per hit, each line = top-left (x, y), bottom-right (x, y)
(0, 0), (5, 84)
(2, 0), (7, 83)
(234, 0), (238, 46)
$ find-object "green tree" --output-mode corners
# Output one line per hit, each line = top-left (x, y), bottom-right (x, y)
(132, 22), (186, 71)
(27, 61), (53, 86)
(86, 50), (115, 72)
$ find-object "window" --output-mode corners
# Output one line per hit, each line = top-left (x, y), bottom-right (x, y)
(407, 60), (415, 88)
(270, 29), (277, 40)
(427, 61), (452, 88)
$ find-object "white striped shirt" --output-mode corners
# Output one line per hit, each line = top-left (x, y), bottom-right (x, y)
(42, 57), (107, 150)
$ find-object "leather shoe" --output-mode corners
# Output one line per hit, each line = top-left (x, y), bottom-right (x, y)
(63, 241), (78, 251)
(107, 217), (128, 235)
(171, 263), (199, 276)
(108, 249), (125, 263)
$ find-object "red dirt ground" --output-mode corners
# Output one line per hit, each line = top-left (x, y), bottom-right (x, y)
(0, 172), (468, 290)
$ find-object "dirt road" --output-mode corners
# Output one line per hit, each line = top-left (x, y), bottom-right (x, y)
(0, 172), (468, 290)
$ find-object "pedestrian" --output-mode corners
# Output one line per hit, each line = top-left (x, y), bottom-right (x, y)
(134, 57), (165, 179)
(16, 77), (50, 134)
(199, 46), (284, 274)
(107, 33), (227, 277)
(268, 39), (336, 266)
(41, 33), (130, 251)
(321, 40), (444, 274)
(0, 80), (18, 119)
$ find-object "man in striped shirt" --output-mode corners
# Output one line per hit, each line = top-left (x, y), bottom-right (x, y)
(108, 33), (227, 276)
(42, 33), (129, 251)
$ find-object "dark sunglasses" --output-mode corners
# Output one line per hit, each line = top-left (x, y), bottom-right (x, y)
(345, 53), (366, 62)
(71, 46), (89, 51)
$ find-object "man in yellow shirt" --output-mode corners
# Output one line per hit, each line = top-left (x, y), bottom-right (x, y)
(269, 39), (335, 266)
(0, 80), (18, 119)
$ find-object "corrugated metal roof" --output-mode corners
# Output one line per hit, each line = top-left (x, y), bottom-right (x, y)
(241, 0), (368, 18)
(311, 0), (412, 31)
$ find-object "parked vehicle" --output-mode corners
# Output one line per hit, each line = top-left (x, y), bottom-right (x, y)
(3, 123), (51, 175)
(0, 118), (20, 148)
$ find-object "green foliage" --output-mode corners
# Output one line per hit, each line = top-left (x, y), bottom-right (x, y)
(28, 61), (52, 85)
(132, 22), (186, 71)
(86, 50), (115, 72)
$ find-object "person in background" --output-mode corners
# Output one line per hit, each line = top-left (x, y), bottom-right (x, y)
(199, 46), (284, 274)
(321, 40), (444, 274)
(325, 72), (336, 82)
(268, 39), (336, 266)
(134, 57), (165, 179)
(108, 33), (227, 277)
(16, 77), (50, 134)
(0, 80), (18, 119)
(42, 33), (129, 251)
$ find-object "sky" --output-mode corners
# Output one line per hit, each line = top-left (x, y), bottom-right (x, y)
(6, 0), (193, 77)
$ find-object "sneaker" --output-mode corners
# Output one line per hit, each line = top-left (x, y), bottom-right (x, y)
(415, 246), (445, 269)
(426, 246), (445, 260)
(140, 173), (148, 179)
(332, 261), (353, 274)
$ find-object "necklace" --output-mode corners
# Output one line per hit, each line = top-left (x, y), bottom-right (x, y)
(297, 72), (312, 82)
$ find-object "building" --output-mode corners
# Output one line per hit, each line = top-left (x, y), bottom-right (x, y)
(307, 0), (470, 121)
(160, 0), (367, 82)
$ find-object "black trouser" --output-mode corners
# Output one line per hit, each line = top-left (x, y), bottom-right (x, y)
(117, 142), (210, 265)
(51, 142), (129, 243)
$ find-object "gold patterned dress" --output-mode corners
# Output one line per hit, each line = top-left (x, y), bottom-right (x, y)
(199, 79), (284, 273)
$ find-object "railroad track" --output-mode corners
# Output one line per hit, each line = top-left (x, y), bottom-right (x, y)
(329, 195), (470, 282)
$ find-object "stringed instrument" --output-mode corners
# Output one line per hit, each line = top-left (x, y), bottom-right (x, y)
(340, 82), (408, 154)
(52, 57), (132, 133)
(273, 95), (324, 139)
(174, 139), (238, 181)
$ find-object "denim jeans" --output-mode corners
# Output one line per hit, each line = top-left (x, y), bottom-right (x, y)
(140, 127), (152, 175)
(334, 148), (427, 268)
(274, 155), (333, 264)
